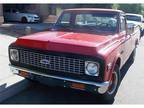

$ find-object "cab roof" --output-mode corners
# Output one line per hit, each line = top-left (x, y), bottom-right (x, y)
(63, 8), (124, 13)
(126, 13), (143, 17)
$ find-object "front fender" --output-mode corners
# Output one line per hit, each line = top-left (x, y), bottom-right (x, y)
(105, 53), (121, 82)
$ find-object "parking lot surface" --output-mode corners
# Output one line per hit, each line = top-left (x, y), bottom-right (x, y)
(0, 34), (16, 80)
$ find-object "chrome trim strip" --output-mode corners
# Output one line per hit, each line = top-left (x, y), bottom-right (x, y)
(9, 64), (110, 87)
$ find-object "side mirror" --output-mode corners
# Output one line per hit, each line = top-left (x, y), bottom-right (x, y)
(127, 23), (135, 35)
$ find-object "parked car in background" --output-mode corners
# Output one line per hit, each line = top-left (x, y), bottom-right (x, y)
(9, 8), (140, 100)
(127, 21), (141, 41)
(126, 13), (144, 38)
(3, 8), (40, 23)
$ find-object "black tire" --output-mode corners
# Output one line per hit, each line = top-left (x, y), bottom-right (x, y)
(129, 47), (136, 63)
(21, 17), (28, 23)
(101, 65), (121, 100)
(139, 27), (144, 39)
(141, 30), (144, 37)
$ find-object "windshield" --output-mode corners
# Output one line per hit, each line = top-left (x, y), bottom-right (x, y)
(126, 15), (142, 22)
(53, 12), (118, 34)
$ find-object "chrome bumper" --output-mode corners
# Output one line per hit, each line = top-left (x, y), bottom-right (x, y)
(9, 64), (110, 94)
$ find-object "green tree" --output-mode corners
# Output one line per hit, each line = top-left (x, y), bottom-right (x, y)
(112, 4), (120, 9)
(71, 4), (113, 9)
(141, 4), (144, 15)
(116, 4), (142, 14)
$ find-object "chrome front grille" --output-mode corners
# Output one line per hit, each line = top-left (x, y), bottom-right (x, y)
(19, 50), (85, 74)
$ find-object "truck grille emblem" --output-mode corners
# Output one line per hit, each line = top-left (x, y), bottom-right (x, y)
(40, 59), (50, 65)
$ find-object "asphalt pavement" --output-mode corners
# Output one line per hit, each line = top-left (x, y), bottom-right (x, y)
(0, 23), (53, 37)
(0, 34), (16, 80)
(114, 37), (144, 104)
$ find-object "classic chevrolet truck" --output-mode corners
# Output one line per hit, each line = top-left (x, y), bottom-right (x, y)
(9, 8), (140, 100)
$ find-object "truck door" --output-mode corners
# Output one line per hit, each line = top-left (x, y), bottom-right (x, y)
(119, 15), (132, 64)
(130, 25), (140, 51)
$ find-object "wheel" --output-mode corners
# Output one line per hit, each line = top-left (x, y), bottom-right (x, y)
(100, 65), (121, 100)
(142, 30), (144, 37)
(129, 47), (136, 63)
(21, 17), (28, 23)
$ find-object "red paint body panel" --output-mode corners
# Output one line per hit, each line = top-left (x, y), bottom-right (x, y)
(15, 31), (115, 57)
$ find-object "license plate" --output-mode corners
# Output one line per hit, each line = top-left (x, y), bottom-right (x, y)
(19, 70), (29, 78)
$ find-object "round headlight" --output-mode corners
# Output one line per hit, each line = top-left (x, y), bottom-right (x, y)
(85, 61), (99, 76)
(10, 49), (19, 62)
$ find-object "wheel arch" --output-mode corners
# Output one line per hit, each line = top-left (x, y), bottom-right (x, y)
(21, 16), (28, 22)
(106, 55), (121, 82)
(21, 16), (27, 19)
(115, 57), (121, 68)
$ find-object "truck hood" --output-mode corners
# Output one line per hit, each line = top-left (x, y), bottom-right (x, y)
(127, 20), (142, 26)
(127, 20), (144, 30)
(15, 31), (116, 56)
(19, 13), (39, 17)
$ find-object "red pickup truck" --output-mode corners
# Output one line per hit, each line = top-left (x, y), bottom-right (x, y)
(9, 8), (140, 100)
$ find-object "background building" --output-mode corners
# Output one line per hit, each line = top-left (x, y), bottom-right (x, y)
(0, 4), (4, 24)
(0, 4), (115, 24)
(0, 4), (143, 24)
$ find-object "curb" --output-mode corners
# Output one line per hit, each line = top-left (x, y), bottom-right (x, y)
(0, 75), (30, 103)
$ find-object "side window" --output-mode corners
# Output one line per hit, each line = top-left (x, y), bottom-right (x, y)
(59, 13), (71, 24)
(120, 16), (126, 32)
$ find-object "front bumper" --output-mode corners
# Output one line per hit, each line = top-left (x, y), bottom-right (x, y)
(9, 64), (110, 94)
(28, 17), (40, 22)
